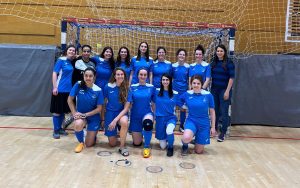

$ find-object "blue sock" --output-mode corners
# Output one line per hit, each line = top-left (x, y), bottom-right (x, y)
(143, 130), (152, 148)
(167, 134), (174, 148)
(180, 111), (186, 127)
(58, 114), (65, 129)
(75, 130), (84, 143)
(52, 116), (61, 131)
(182, 140), (188, 149)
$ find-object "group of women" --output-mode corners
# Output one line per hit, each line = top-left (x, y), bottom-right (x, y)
(50, 41), (235, 157)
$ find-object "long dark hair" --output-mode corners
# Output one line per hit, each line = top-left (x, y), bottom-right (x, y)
(211, 44), (228, 71)
(154, 46), (167, 61)
(80, 67), (96, 90)
(100, 46), (115, 70)
(158, 73), (173, 98)
(137, 41), (150, 62)
(109, 67), (129, 104)
(116, 46), (131, 67)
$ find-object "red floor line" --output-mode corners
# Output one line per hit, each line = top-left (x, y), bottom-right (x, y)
(0, 126), (299, 140)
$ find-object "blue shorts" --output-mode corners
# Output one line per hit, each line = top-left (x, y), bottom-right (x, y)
(104, 110), (127, 137)
(155, 116), (177, 140)
(129, 112), (153, 132)
(184, 118), (210, 145)
(86, 115), (101, 131)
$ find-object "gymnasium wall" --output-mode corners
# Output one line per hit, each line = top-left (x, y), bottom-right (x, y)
(0, 0), (299, 54)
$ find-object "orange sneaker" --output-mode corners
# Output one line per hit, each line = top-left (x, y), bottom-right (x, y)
(143, 148), (151, 158)
(74, 143), (84, 153)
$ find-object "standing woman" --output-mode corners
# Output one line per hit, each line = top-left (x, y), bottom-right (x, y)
(67, 67), (104, 153)
(115, 46), (132, 81)
(153, 73), (178, 157)
(189, 44), (211, 90)
(172, 49), (190, 132)
(94, 46), (115, 89)
(129, 68), (155, 158)
(210, 44), (235, 142)
(72, 44), (96, 85)
(179, 75), (216, 155)
(50, 45), (76, 139)
(151, 47), (172, 88)
(129, 42), (153, 85)
(103, 68), (131, 156)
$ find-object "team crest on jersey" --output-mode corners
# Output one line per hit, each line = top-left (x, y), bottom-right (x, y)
(92, 94), (97, 99)
(79, 90), (85, 94)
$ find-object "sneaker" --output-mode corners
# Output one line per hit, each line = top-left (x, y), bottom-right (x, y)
(179, 127), (184, 133)
(217, 133), (225, 142)
(167, 147), (174, 157)
(181, 145), (188, 156)
(53, 131), (60, 139)
(143, 148), (151, 158)
(74, 143), (84, 153)
(58, 129), (68, 136)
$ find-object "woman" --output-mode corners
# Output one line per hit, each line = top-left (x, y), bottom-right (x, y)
(178, 75), (216, 155)
(210, 44), (235, 142)
(151, 47), (172, 88)
(153, 73), (178, 157)
(129, 42), (153, 85)
(103, 68), (131, 156)
(67, 67), (104, 153)
(50, 45), (76, 139)
(129, 68), (155, 158)
(94, 46), (115, 89)
(72, 44), (96, 85)
(116, 46), (132, 80)
(172, 48), (189, 132)
(189, 44), (211, 90)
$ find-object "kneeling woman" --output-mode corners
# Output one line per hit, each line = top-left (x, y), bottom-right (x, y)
(153, 73), (178, 157)
(103, 68), (131, 156)
(67, 67), (104, 153)
(178, 75), (216, 155)
(130, 68), (155, 158)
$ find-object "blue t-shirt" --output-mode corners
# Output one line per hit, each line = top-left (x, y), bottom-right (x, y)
(151, 60), (172, 88)
(69, 82), (104, 119)
(178, 90), (214, 127)
(116, 61), (132, 80)
(172, 62), (189, 94)
(130, 56), (153, 84)
(153, 89), (178, 117)
(53, 57), (74, 92)
(103, 82), (132, 112)
(211, 60), (235, 89)
(93, 56), (113, 89)
(130, 83), (155, 118)
(189, 61), (211, 83)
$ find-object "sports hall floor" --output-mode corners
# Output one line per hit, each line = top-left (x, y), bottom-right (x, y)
(0, 116), (299, 188)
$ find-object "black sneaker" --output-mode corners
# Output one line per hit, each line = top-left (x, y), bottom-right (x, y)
(53, 131), (60, 139)
(59, 129), (68, 136)
(217, 133), (225, 142)
(181, 145), (188, 156)
(167, 147), (174, 157)
(62, 116), (74, 130)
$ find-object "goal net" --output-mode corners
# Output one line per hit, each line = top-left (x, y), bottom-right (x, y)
(62, 17), (235, 63)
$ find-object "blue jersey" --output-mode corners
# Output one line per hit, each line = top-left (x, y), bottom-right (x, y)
(151, 60), (172, 88)
(172, 62), (189, 94)
(116, 61), (132, 80)
(211, 60), (235, 89)
(130, 83), (155, 117)
(189, 61), (211, 83)
(53, 57), (74, 92)
(103, 82), (132, 112)
(153, 89), (178, 117)
(130, 56), (153, 84)
(93, 56), (113, 89)
(178, 90), (214, 127)
(69, 82), (104, 119)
